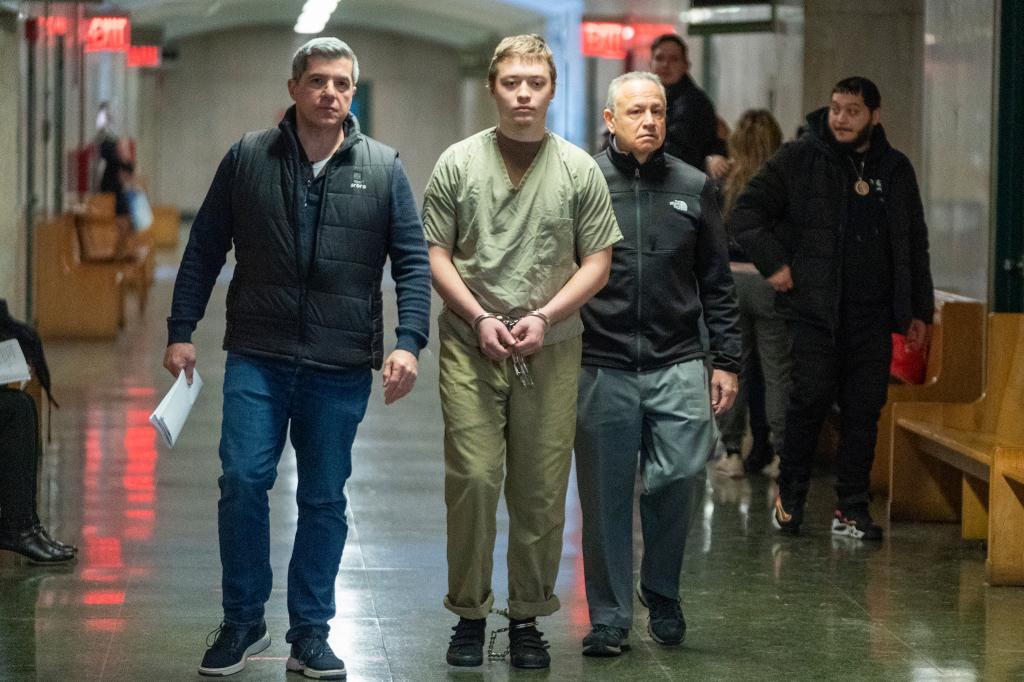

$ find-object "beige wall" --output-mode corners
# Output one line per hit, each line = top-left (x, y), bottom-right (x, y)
(803, 0), (924, 169)
(0, 15), (24, 318)
(148, 27), (463, 212)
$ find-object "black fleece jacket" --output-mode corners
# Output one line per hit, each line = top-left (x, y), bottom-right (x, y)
(581, 142), (741, 374)
(730, 107), (934, 333)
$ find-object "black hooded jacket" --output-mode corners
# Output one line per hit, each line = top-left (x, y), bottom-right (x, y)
(663, 75), (728, 172)
(581, 143), (741, 374)
(730, 107), (934, 332)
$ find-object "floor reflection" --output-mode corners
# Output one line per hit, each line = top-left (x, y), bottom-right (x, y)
(0, 240), (1021, 680)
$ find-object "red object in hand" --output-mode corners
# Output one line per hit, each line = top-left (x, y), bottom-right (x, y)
(890, 333), (927, 384)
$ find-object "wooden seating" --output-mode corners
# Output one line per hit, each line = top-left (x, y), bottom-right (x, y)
(871, 292), (986, 493)
(150, 205), (181, 248)
(889, 314), (1024, 585)
(75, 193), (155, 312)
(34, 213), (124, 339)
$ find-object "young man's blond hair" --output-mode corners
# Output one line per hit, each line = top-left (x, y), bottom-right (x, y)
(486, 34), (557, 90)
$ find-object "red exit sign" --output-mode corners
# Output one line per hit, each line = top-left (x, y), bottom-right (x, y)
(581, 21), (677, 59)
(128, 45), (161, 68)
(85, 17), (131, 52)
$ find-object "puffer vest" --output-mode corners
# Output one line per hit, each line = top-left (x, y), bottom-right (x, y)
(224, 115), (397, 370)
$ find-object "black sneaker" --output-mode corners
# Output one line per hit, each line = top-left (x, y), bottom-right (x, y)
(832, 504), (883, 541)
(286, 632), (346, 680)
(446, 617), (485, 667)
(508, 618), (550, 669)
(637, 585), (685, 646)
(582, 624), (630, 657)
(771, 494), (802, 535)
(198, 619), (270, 677)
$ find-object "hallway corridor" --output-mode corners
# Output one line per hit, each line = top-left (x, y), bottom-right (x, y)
(1, 237), (1022, 681)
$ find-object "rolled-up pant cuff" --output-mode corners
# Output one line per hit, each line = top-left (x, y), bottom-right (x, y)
(508, 595), (560, 621)
(444, 592), (495, 620)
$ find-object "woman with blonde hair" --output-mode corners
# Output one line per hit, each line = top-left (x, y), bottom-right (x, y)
(715, 109), (792, 478)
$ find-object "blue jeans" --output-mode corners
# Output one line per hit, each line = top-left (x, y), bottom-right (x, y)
(217, 352), (371, 642)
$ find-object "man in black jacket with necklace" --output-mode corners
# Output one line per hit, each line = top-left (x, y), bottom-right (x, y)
(731, 76), (934, 541)
(575, 71), (740, 657)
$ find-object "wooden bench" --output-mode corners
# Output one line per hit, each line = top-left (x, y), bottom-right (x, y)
(889, 313), (1024, 585)
(150, 205), (181, 248)
(34, 213), (124, 339)
(75, 194), (155, 312)
(871, 292), (986, 493)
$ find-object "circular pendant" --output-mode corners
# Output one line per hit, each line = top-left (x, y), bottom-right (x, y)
(854, 179), (870, 196)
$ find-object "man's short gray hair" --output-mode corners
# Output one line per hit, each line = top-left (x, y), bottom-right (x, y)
(605, 72), (665, 114)
(291, 37), (359, 84)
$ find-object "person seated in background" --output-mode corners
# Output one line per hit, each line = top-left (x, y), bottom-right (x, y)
(0, 300), (76, 564)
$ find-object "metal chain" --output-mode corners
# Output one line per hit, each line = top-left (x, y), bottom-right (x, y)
(486, 608), (510, 661)
(493, 315), (534, 388)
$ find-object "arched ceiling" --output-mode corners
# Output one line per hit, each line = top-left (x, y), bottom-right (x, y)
(101, 0), (685, 46)
(112, 0), (550, 48)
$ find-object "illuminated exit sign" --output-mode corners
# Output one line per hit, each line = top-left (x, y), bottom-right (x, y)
(581, 21), (677, 59)
(128, 45), (161, 68)
(85, 17), (131, 52)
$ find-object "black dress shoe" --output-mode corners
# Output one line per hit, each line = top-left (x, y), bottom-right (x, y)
(33, 524), (78, 553)
(0, 526), (77, 563)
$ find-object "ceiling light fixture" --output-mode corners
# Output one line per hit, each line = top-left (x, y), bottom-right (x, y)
(294, 0), (339, 34)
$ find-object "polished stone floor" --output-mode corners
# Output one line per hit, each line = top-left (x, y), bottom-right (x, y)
(2, 236), (1023, 681)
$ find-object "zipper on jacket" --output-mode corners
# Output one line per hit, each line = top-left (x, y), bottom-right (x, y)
(634, 167), (643, 370)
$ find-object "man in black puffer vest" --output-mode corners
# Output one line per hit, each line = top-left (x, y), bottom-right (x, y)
(575, 72), (740, 658)
(731, 77), (933, 542)
(164, 38), (430, 679)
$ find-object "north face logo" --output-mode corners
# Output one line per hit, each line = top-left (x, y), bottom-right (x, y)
(669, 199), (688, 212)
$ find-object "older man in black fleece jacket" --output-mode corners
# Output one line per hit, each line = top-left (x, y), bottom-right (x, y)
(731, 77), (933, 542)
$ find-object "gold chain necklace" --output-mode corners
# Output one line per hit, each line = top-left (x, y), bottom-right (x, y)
(850, 156), (870, 196)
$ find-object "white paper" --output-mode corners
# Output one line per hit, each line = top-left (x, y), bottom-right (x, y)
(149, 369), (203, 448)
(0, 339), (31, 385)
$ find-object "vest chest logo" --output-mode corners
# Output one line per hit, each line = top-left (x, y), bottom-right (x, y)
(669, 199), (688, 213)
(350, 171), (367, 190)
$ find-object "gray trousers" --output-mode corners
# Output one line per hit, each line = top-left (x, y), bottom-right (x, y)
(574, 359), (713, 630)
(718, 269), (793, 454)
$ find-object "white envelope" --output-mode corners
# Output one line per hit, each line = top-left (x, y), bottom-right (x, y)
(149, 369), (203, 448)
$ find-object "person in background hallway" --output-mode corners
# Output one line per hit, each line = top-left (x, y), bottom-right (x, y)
(714, 110), (792, 479)
(649, 34), (729, 179)
(423, 34), (621, 671)
(163, 37), (431, 679)
(574, 72), (740, 657)
(732, 77), (933, 541)
(95, 101), (135, 221)
(0, 301), (76, 564)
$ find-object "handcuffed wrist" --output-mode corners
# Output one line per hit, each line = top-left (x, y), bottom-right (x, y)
(525, 310), (550, 330)
(472, 312), (498, 332)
